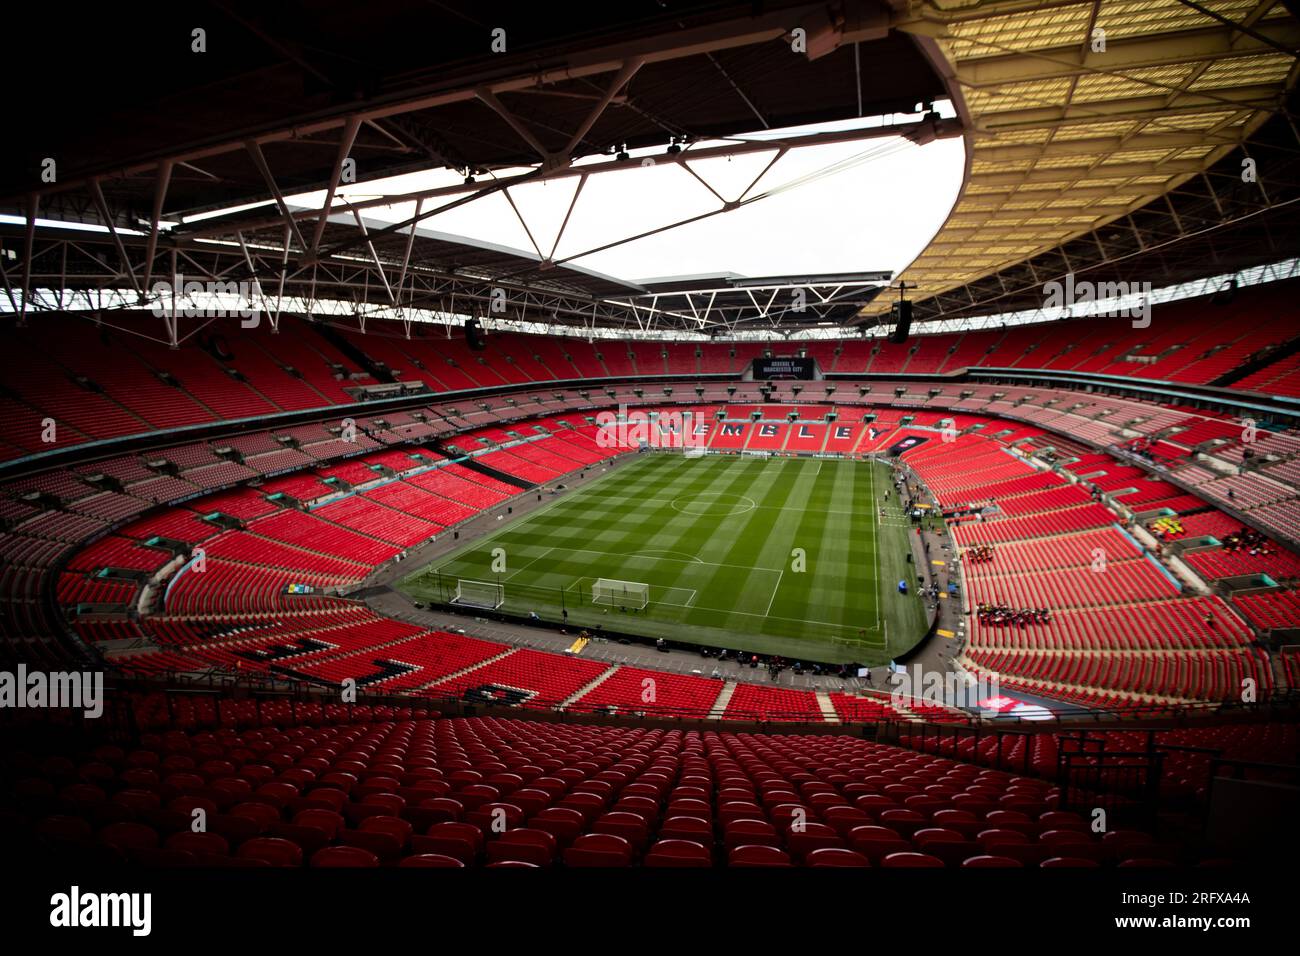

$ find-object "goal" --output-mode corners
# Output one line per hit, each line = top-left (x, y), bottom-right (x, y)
(592, 578), (650, 610)
(451, 579), (505, 609)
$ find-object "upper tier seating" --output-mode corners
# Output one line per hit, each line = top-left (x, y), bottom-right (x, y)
(4, 277), (1298, 466)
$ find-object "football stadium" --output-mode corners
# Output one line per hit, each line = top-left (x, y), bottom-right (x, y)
(1, 0), (1298, 930)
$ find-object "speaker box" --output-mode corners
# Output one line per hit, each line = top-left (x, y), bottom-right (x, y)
(889, 300), (913, 344)
(465, 317), (486, 351)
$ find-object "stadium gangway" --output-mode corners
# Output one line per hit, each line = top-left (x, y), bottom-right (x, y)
(70, 667), (1300, 750)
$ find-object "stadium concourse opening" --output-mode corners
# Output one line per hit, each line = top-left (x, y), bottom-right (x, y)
(1, 0), (1299, 933)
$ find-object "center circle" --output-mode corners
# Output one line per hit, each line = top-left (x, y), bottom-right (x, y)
(670, 492), (757, 517)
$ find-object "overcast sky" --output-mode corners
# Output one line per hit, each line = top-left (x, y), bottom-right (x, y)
(284, 110), (965, 287)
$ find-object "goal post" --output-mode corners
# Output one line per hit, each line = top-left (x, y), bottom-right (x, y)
(451, 579), (505, 609)
(592, 578), (650, 610)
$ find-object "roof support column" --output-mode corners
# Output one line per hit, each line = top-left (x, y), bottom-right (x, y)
(140, 160), (173, 299)
(88, 179), (142, 297)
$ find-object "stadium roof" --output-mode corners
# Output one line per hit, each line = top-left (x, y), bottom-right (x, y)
(1, 0), (1297, 337)
(856, 0), (1300, 324)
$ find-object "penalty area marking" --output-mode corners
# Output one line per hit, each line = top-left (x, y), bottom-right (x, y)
(763, 568), (784, 617)
(521, 570), (886, 639)
(629, 549), (704, 564)
(538, 557), (877, 634)
(564, 576), (698, 609)
(503, 546), (554, 581)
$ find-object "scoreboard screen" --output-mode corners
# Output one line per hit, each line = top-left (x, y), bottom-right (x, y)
(752, 356), (815, 379)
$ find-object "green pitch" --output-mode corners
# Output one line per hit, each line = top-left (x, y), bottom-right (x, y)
(398, 454), (930, 664)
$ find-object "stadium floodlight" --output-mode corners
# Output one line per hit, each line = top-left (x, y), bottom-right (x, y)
(592, 578), (650, 610)
(451, 579), (505, 609)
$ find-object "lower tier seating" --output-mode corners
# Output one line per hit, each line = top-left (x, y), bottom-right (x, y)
(5, 712), (1218, 868)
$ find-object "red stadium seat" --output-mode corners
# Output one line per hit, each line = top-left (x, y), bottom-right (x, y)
(419, 822), (483, 864)
(644, 839), (712, 867)
(728, 845), (793, 867)
(563, 833), (633, 867)
(881, 852), (944, 868)
(311, 846), (380, 868)
(399, 854), (465, 867)
(806, 848), (871, 867)
(237, 837), (303, 867)
(1040, 857), (1101, 868)
(486, 829), (557, 867)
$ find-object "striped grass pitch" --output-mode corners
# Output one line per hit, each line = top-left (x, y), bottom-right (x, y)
(399, 453), (929, 663)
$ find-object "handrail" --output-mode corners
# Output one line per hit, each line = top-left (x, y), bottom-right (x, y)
(58, 670), (1300, 734)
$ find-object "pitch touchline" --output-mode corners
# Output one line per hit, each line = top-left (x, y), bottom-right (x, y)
(687, 603), (885, 636)
(870, 459), (879, 633)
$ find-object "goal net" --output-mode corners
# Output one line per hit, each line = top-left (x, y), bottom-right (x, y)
(452, 579), (505, 609)
(592, 578), (650, 610)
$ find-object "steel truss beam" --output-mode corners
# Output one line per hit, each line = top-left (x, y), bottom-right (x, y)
(3, 3), (848, 207)
(171, 117), (957, 247)
(0, 221), (895, 335)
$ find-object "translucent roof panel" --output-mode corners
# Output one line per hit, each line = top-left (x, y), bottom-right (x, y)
(278, 116), (965, 287)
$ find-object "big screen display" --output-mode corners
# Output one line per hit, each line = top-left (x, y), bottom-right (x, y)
(752, 356), (815, 379)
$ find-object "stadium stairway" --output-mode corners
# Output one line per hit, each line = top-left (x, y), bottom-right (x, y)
(815, 691), (840, 723)
(561, 665), (619, 707)
(450, 454), (537, 491)
(405, 646), (518, 695)
(711, 681), (739, 716)
(312, 323), (398, 384)
(1209, 331), (1300, 389)
(1126, 524), (1212, 595)
(270, 628), (436, 682)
